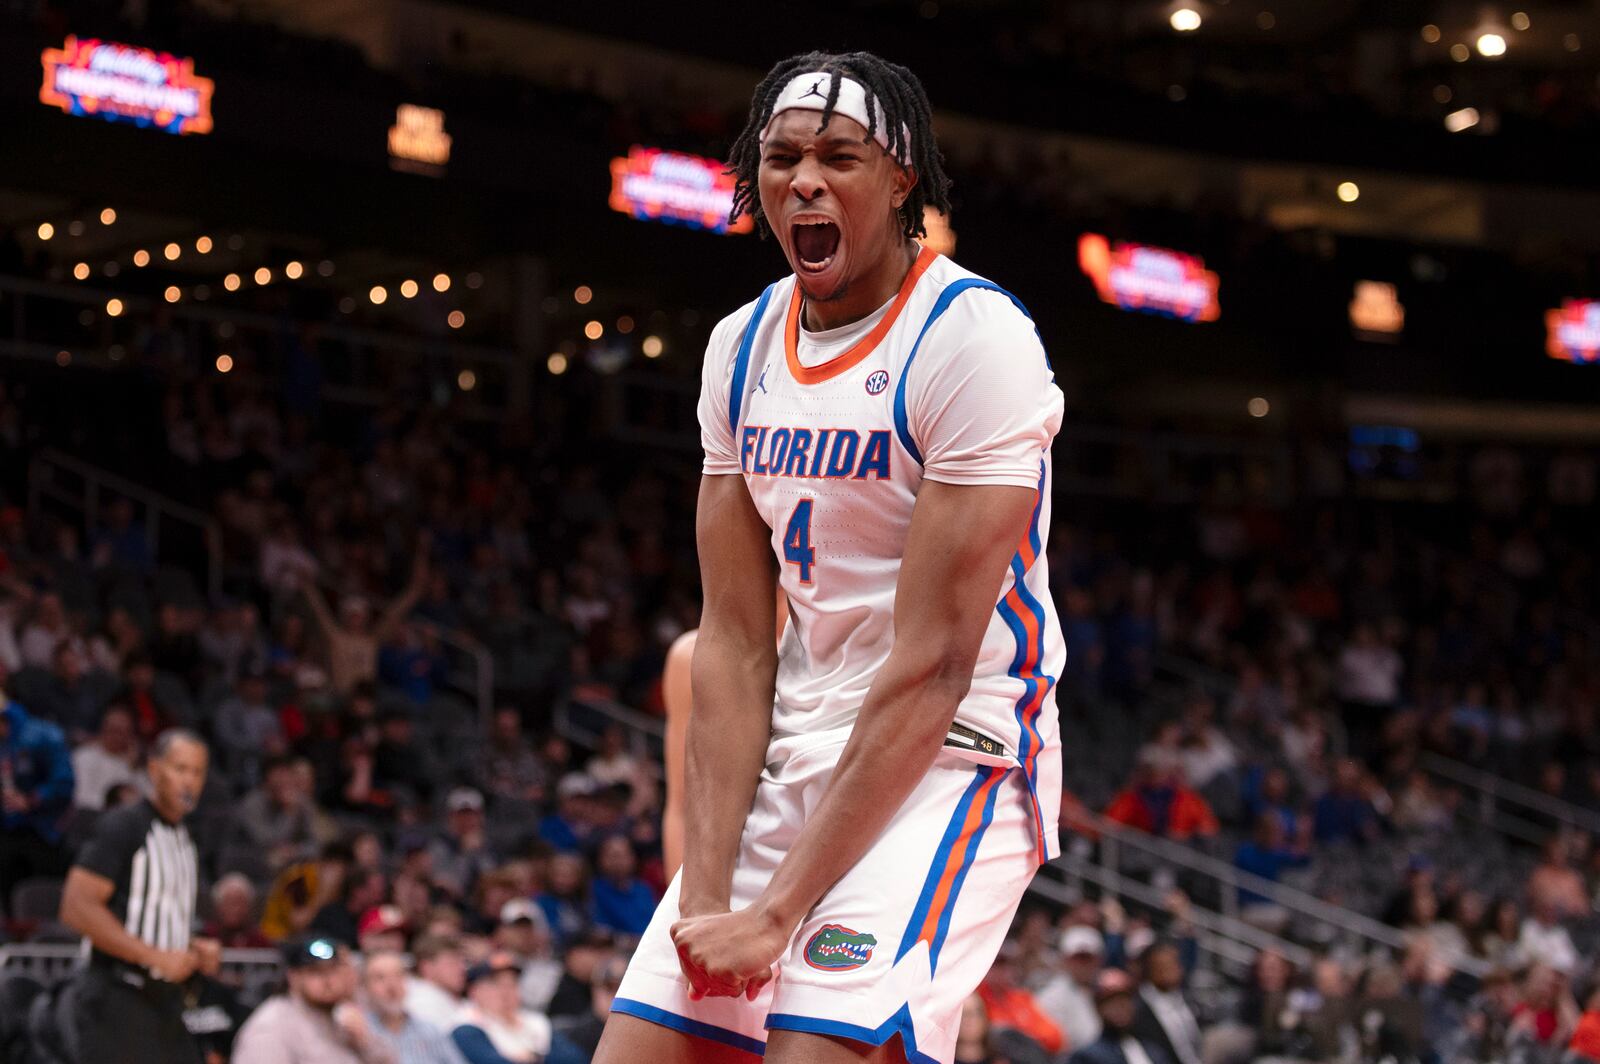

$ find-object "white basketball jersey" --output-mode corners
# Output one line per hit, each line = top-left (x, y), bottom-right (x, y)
(698, 245), (1066, 861)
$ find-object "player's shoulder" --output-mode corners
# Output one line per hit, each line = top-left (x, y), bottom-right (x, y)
(919, 255), (1041, 338)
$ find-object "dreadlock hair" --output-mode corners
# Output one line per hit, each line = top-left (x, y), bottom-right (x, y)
(726, 51), (952, 240)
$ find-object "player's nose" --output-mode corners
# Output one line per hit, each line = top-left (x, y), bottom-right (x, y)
(789, 158), (827, 202)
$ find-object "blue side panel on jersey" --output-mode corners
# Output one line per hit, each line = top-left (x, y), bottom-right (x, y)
(612, 998), (768, 1056)
(925, 768), (1004, 973)
(728, 283), (779, 437)
(891, 278), (1048, 466)
(766, 1004), (940, 1064)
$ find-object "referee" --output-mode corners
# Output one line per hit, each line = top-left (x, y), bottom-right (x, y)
(59, 728), (220, 1064)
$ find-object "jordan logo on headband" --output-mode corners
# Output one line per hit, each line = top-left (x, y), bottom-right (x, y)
(800, 77), (828, 101)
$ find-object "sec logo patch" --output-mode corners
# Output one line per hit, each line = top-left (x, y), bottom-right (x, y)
(864, 370), (890, 395)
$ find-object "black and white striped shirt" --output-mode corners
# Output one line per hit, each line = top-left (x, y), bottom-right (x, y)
(74, 799), (199, 971)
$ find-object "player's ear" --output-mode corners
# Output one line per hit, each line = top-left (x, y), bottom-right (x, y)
(890, 162), (917, 210)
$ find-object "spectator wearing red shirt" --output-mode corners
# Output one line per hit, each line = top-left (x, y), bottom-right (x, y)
(1105, 751), (1219, 842)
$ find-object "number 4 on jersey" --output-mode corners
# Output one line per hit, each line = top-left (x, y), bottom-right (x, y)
(783, 499), (816, 584)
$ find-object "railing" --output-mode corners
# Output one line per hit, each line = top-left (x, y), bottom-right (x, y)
(1070, 812), (1489, 978)
(0, 943), (284, 1004)
(27, 448), (224, 601)
(1036, 852), (1314, 974)
(1422, 752), (1600, 844)
(553, 693), (666, 763)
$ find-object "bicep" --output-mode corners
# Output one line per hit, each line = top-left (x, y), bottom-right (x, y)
(62, 867), (115, 911)
(893, 480), (1039, 678)
(693, 474), (776, 650)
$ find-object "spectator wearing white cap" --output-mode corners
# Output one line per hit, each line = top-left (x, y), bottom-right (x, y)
(537, 773), (598, 854)
(1036, 925), (1107, 1051)
(428, 787), (498, 898)
(493, 898), (563, 1012)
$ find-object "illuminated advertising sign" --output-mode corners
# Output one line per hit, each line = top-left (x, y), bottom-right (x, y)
(1077, 233), (1219, 322)
(1547, 299), (1600, 364)
(389, 104), (451, 173)
(1350, 280), (1405, 340)
(39, 36), (213, 135)
(608, 146), (752, 235)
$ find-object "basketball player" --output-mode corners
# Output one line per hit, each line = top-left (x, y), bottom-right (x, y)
(598, 51), (1065, 1064)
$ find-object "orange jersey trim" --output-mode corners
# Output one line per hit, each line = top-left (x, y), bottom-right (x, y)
(784, 243), (938, 385)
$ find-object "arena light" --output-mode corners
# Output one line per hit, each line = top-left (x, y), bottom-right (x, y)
(195, 235), (212, 253)
(400, 279), (418, 299)
(584, 320), (603, 340)
(1421, 24), (1441, 43)
(36, 222), (53, 240)
(56, 350), (71, 366)
(1476, 32), (1507, 57)
(72, 262), (89, 280)
(1350, 281), (1405, 339)
(317, 260), (335, 277)
(105, 298), (123, 317)
(389, 103), (451, 174)
(1247, 397), (1270, 418)
(223, 272), (241, 291)
(99, 207), (116, 225)
(215, 353), (233, 373)
(39, 36), (214, 135)
(1445, 107), (1481, 132)
(447, 310), (465, 329)
(1450, 43), (1470, 61)
(1546, 299), (1600, 363)
(163, 285), (180, 303)
(254, 266), (271, 285)
(133, 249), (149, 266)
(163, 242), (181, 261)
(1337, 181), (1361, 203)
(641, 335), (664, 359)
(1077, 232), (1221, 322)
(616, 315), (635, 334)
(457, 369), (476, 392)
(609, 145), (754, 235)
(547, 353), (569, 375)
(1169, 6), (1202, 32)
(369, 285), (387, 305)
(432, 273), (450, 293)
(921, 207), (957, 257)
(1511, 12), (1530, 31)
(284, 260), (303, 280)
(103, 262), (119, 277)
(573, 285), (593, 305)
(466, 272), (483, 289)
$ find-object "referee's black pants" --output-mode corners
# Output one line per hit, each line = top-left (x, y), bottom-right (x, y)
(75, 966), (202, 1064)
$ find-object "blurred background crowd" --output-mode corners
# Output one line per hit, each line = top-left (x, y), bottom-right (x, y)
(4, 0), (1600, 1061)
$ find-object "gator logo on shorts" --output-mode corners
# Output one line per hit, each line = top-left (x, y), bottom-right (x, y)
(803, 924), (877, 972)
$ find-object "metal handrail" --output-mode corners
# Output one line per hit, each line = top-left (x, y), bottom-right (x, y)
(1080, 813), (1489, 977)
(1038, 853), (1315, 971)
(554, 694), (665, 761)
(1421, 752), (1600, 839)
(28, 448), (224, 600)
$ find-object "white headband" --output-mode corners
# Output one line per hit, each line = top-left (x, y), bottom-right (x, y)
(759, 72), (911, 164)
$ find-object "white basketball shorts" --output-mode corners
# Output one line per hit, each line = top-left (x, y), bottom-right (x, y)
(613, 734), (1048, 1063)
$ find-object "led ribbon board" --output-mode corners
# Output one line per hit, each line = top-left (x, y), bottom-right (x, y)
(608, 146), (752, 235)
(40, 36), (214, 135)
(1077, 233), (1220, 322)
(1546, 300), (1600, 364)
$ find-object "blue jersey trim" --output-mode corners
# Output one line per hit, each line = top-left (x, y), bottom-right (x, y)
(766, 1004), (940, 1064)
(611, 997), (767, 1057)
(895, 765), (1001, 972)
(891, 278), (1044, 466)
(728, 283), (779, 438)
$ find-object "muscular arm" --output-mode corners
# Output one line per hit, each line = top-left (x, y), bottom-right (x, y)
(678, 474), (779, 919)
(749, 480), (1036, 933)
(59, 867), (157, 968)
(671, 481), (1038, 991)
